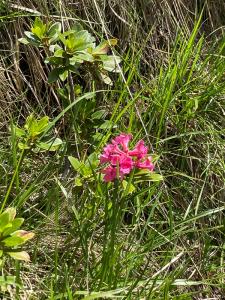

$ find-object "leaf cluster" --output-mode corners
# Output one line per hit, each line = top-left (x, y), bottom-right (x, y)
(0, 208), (34, 262)
(19, 18), (121, 85)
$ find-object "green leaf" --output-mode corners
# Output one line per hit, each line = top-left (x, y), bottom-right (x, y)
(11, 230), (35, 242)
(148, 173), (163, 181)
(3, 236), (25, 247)
(75, 177), (83, 187)
(85, 153), (99, 170)
(18, 142), (30, 150)
(48, 68), (61, 83)
(0, 211), (10, 233)
(11, 125), (26, 137)
(24, 31), (40, 46)
(37, 116), (49, 133)
(98, 120), (117, 129)
(59, 69), (68, 81)
(8, 251), (30, 262)
(18, 38), (30, 45)
(0, 250), (3, 258)
(31, 17), (47, 39)
(122, 180), (136, 194)
(4, 208), (16, 222)
(100, 55), (121, 72)
(37, 138), (64, 151)
(48, 22), (61, 42)
(3, 218), (24, 237)
(92, 39), (118, 55)
(91, 110), (106, 120)
(134, 171), (163, 182)
(54, 49), (64, 58)
(68, 156), (84, 175)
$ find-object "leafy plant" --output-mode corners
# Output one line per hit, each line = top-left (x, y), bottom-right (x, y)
(19, 18), (121, 85)
(19, 17), (61, 47)
(12, 114), (64, 152)
(0, 208), (34, 263)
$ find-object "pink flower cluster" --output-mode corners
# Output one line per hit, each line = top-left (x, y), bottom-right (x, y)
(100, 133), (154, 182)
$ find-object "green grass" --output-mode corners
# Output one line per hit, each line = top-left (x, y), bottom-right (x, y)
(0, 1), (225, 299)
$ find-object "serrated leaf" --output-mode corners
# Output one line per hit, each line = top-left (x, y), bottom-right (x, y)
(8, 251), (30, 262)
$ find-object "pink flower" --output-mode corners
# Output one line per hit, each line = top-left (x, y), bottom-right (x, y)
(102, 166), (117, 182)
(136, 156), (154, 171)
(112, 133), (132, 152)
(100, 144), (115, 164)
(100, 133), (155, 182)
(128, 140), (148, 159)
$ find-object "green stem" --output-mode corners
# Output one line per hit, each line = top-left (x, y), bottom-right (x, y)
(0, 148), (25, 213)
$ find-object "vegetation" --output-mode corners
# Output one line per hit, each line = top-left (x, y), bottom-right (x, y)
(0, 0), (225, 299)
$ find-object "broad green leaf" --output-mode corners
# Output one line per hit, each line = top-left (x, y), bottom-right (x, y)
(3, 218), (24, 237)
(11, 230), (35, 242)
(54, 49), (64, 58)
(148, 173), (163, 181)
(37, 138), (63, 151)
(0, 211), (10, 233)
(59, 69), (68, 81)
(24, 31), (40, 46)
(48, 22), (61, 40)
(91, 110), (106, 120)
(31, 17), (47, 39)
(92, 39), (118, 55)
(85, 153), (99, 170)
(100, 55), (121, 72)
(8, 251), (30, 262)
(98, 120), (117, 129)
(4, 208), (16, 222)
(0, 250), (3, 258)
(18, 38), (30, 45)
(48, 68), (61, 83)
(3, 236), (25, 247)
(68, 156), (85, 175)
(37, 116), (49, 133)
